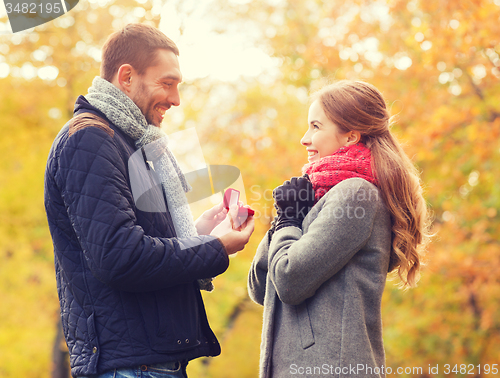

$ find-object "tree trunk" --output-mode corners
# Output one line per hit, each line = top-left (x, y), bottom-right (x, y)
(51, 319), (70, 378)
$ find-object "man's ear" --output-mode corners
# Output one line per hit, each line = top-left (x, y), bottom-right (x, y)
(114, 64), (135, 93)
(346, 131), (361, 146)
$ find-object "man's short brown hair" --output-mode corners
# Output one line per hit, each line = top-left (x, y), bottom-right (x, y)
(100, 23), (179, 82)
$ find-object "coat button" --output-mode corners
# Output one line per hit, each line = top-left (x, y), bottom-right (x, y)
(177, 340), (182, 344)
(185, 339), (190, 344)
(92, 347), (97, 354)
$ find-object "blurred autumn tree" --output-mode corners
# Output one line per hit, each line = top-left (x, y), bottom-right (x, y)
(0, 0), (266, 376)
(204, 0), (500, 376)
(1, 0), (500, 377)
(0, 1), (169, 377)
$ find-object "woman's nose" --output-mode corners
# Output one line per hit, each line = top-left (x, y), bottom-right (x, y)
(300, 130), (310, 146)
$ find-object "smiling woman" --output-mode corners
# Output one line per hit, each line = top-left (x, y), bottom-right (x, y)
(301, 99), (361, 162)
(249, 80), (431, 378)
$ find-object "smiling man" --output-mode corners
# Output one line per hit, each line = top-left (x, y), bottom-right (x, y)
(44, 24), (254, 378)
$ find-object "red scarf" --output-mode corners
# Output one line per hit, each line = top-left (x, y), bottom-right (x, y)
(302, 143), (378, 202)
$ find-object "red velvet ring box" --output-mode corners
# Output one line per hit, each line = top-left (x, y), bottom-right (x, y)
(223, 188), (255, 216)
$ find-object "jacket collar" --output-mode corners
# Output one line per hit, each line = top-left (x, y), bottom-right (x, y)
(73, 95), (135, 146)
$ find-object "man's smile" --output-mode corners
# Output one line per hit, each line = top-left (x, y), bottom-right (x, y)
(154, 105), (169, 119)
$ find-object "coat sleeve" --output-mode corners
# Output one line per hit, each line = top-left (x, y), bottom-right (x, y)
(267, 179), (383, 305)
(56, 125), (229, 292)
(247, 231), (272, 306)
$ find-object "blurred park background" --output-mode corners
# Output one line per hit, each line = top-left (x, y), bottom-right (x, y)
(1, 0), (500, 377)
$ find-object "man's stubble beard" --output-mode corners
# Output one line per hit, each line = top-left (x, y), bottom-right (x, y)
(131, 81), (158, 127)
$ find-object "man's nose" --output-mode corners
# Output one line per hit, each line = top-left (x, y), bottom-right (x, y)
(169, 88), (181, 107)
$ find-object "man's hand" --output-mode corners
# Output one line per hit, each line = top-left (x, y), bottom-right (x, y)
(195, 202), (227, 235)
(211, 205), (255, 255)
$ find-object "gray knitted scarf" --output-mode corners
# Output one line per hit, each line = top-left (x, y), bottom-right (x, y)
(85, 76), (213, 291)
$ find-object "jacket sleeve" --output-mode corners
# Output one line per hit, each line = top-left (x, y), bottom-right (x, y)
(56, 125), (229, 292)
(267, 179), (383, 305)
(247, 231), (272, 306)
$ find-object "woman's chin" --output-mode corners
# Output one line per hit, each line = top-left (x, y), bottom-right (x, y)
(307, 154), (320, 162)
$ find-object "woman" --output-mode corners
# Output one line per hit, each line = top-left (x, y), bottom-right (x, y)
(248, 80), (430, 378)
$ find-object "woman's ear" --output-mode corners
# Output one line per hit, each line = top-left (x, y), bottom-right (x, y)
(346, 131), (361, 146)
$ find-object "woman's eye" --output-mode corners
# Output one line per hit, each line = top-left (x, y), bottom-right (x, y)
(313, 124), (319, 129)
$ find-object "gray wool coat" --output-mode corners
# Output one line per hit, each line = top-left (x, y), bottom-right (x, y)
(248, 178), (392, 378)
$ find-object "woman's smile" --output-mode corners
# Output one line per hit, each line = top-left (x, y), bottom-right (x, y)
(306, 149), (319, 162)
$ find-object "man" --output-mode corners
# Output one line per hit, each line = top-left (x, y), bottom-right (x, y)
(44, 23), (254, 378)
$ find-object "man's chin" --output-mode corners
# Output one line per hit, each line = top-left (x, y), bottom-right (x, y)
(145, 115), (161, 127)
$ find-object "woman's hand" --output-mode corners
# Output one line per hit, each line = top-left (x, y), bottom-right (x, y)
(195, 202), (227, 235)
(273, 174), (315, 231)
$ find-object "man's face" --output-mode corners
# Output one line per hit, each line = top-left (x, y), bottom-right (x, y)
(130, 49), (182, 127)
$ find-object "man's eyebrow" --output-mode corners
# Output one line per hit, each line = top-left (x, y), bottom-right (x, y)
(160, 74), (183, 83)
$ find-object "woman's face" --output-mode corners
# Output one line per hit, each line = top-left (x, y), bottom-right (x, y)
(301, 99), (352, 163)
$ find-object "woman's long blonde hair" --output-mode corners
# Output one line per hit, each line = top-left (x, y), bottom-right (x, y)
(313, 80), (431, 288)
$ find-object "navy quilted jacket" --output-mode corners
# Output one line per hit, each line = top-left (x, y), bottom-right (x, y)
(44, 96), (230, 377)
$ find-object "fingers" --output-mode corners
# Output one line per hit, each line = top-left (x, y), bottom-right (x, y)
(216, 208), (254, 255)
(241, 215), (255, 238)
(232, 215), (255, 253)
(281, 176), (307, 189)
(204, 201), (225, 218)
(297, 177), (309, 191)
(219, 207), (228, 218)
(209, 213), (232, 238)
(213, 208), (228, 227)
(215, 201), (226, 214)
